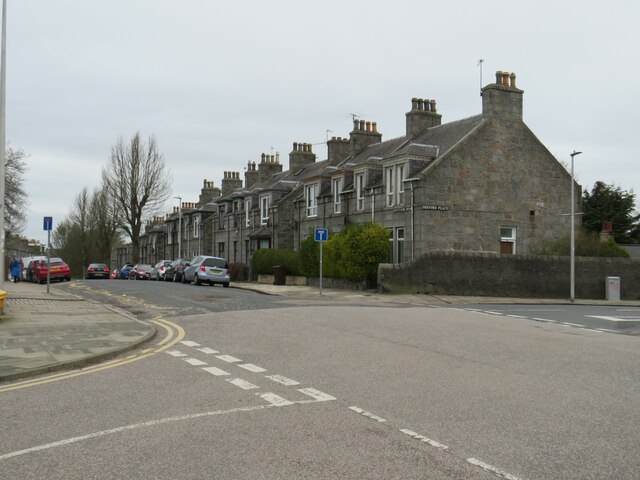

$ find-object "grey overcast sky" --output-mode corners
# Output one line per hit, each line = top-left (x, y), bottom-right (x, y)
(6, 0), (640, 245)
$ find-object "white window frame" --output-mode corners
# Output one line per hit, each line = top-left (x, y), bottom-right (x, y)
(385, 166), (394, 207)
(333, 178), (342, 214)
(193, 214), (200, 238)
(396, 164), (405, 205)
(306, 183), (319, 217)
(260, 196), (270, 225)
(356, 173), (365, 211)
(500, 227), (517, 254)
(245, 198), (252, 227)
(167, 223), (173, 245)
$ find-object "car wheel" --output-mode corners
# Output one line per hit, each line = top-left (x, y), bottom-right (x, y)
(194, 274), (201, 286)
(223, 283), (230, 288)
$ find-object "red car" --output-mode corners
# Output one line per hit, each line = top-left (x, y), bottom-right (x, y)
(128, 264), (152, 280)
(29, 257), (71, 284)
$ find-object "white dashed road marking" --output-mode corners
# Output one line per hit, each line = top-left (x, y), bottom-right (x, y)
(298, 388), (336, 402)
(180, 341), (201, 347)
(227, 378), (260, 390)
(349, 406), (386, 423)
(238, 363), (266, 373)
(216, 354), (242, 363)
(197, 347), (219, 354)
(466, 457), (523, 480)
(400, 429), (448, 450)
(184, 358), (207, 366)
(259, 393), (294, 407)
(266, 374), (300, 386)
(202, 366), (230, 376)
(166, 350), (187, 357)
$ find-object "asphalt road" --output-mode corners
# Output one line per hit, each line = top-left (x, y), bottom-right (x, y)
(1, 281), (639, 479)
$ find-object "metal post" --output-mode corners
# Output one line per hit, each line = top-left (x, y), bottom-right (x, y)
(319, 240), (323, 296)
(570, 150), (582, 303)
(0, 0), (7, 290)
(46, 230), (50, 294)
(173, 196), (182, 258)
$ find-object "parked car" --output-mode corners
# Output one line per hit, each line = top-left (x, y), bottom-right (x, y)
(129, 264), (152, 280)
(182, 256), (230, 287)
(21, 256), (46, 281)
(86, 263), (110, 279)
(117, 263), (134, 279)
(164, 258), (190, 282)
(29, 257), (71, 284)
(149, 260), (172, 280)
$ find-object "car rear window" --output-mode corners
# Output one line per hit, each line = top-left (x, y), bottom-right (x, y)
(203, 258), (228, 268)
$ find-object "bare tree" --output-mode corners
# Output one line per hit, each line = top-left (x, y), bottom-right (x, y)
(102, 132), (171, 263)
(5, 148), (28, 234)
(90, 186), (121, 264)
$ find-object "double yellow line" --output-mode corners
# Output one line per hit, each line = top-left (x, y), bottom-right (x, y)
(0, 317), (185, 394)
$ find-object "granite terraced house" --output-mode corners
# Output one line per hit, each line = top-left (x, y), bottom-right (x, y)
(122, 71), (578, 271)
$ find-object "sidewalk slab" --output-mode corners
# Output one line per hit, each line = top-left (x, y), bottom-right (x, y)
(0, 281), (156, 382)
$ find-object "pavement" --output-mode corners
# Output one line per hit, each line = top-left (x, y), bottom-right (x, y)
(2, 279), (640, 384)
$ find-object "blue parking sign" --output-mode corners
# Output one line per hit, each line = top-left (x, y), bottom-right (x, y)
(314, 228), (328, 242)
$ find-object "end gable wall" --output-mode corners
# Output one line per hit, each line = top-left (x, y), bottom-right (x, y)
(415, 118), (578, 255)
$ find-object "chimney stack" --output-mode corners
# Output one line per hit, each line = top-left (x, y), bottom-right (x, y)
(244, 161), (259, 189)
(327, 136), (350, 165)
(405, 97), (442, 136)
(289, 142), (317, 172)
(221, 171), (243, 197)
(198, 179), (221, 206)
(257, 152), (283, 182)
(349, 118), (382, 155)
(481, 70), (524, 120)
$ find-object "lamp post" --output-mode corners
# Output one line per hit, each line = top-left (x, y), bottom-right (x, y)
(0, 0), (7, 289)
(570, 150), (582, 303)
(173, 196), (182, 259)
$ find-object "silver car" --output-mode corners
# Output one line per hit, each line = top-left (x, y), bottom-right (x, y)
(182, 255), (230, 287)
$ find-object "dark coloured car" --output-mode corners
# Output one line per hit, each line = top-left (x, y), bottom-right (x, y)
(182, 255), (230, 287)
(117, 264), (134, 279)
(86, 263), (110, 279)
(165, 258), (190, 282)
(129, 264), (152, 280)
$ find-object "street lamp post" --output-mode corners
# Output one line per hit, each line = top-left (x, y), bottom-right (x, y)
(570, 150), (582, 303)
(173, 196), (182, 259)
(0, 0), (8, 290)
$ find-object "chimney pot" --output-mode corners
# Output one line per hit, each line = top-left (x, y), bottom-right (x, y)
(502, 72), (510, 86)
(365, 121), (371, 132)
(359, 120), (365, 131)
(293, 142), (298, 151)
(496, 71), (503, 84)
(417, 99), (424, 111)
(261, 153), (266, 162)
(372, 122), (378, 133)
(353, 119), (359, 131)
(430, 99), (437, 112)
(510, 72), (516, 88)
(411, 98), (418, 110)
(276, 152), (280, 163)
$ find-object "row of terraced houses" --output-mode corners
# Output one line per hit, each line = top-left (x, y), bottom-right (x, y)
(114, 71), (579, 275)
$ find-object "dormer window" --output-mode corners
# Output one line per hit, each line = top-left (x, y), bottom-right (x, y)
(333, 178), (342, 214)
(306, 183), (318, 217)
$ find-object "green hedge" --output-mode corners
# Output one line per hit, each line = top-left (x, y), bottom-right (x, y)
(298, 223), (389, 282)
(251, 248), (301, 275)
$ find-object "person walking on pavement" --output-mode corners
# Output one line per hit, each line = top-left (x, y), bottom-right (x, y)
(9, 256), (22, 283)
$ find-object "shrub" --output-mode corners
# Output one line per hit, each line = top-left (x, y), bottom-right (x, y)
(530, 231), (630, 257)
(228, 262), (248, 281)
(298, 232), (320, 277)
(333, 223), (389, 282)
(251, 248), (301, 275)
